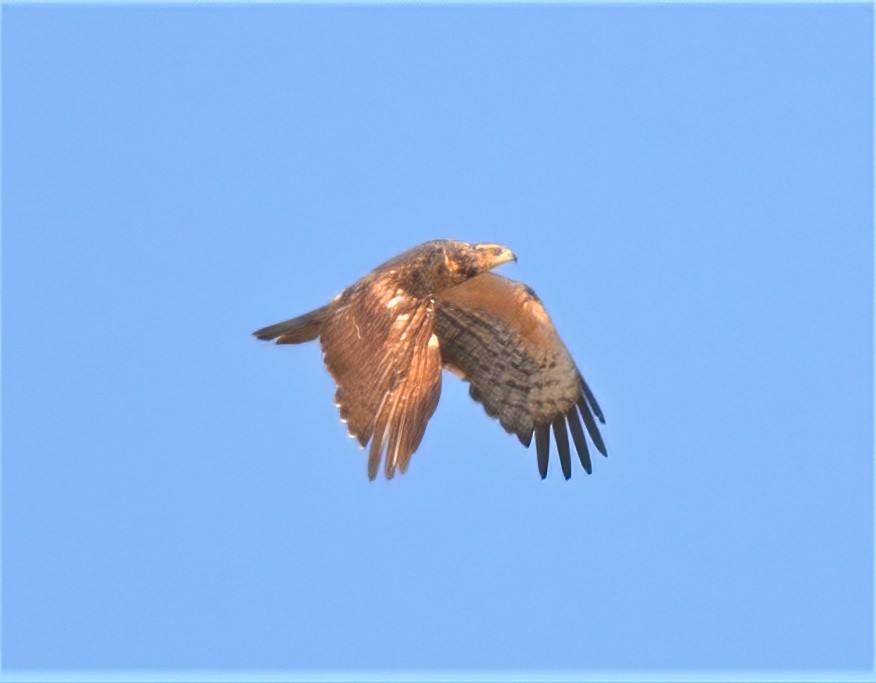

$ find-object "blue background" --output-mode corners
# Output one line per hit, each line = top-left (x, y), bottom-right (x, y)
(3, 3), (873, 673)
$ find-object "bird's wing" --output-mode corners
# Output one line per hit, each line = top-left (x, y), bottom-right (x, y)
(434, 273), (606, 479)
(319, 273), (442, 480)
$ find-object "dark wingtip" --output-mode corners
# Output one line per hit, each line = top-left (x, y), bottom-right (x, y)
(535, 424), (550, 479)
(567, 407), (592, 474)
(579, 375), (606, 424)
(577, 396), (608, 457)
(552, 415), (572, 480)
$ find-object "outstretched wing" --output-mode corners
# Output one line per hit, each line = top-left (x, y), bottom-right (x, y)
(320, 273), (442, 480)
(434, 273), (606, 479)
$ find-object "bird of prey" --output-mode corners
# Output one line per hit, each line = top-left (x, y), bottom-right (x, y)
(254, 239), (606, 480)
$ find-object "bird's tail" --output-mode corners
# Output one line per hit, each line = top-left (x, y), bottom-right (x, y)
(253, 305), (330, 344)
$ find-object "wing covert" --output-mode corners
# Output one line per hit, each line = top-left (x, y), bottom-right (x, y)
(435, 273), (606, 479)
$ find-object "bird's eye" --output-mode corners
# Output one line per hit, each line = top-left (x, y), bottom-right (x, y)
(493, 247), (502, 255)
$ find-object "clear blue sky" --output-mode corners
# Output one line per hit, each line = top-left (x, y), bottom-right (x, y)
(3, 3), (872, 674)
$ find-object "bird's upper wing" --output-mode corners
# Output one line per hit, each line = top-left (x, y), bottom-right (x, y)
(434, 273), (606, 479)
(319, 273), (442, 480)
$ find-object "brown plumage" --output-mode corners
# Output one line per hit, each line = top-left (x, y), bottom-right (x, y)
(254, 239), (607, 480)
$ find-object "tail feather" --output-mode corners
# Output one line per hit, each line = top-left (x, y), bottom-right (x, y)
(253, 305), (329, 344)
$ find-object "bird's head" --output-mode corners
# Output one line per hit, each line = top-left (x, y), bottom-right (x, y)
(471, 242), (518, 271)
(437, 241), (517, 288)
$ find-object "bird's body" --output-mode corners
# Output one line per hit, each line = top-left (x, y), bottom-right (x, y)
(254, 239), (606, 480)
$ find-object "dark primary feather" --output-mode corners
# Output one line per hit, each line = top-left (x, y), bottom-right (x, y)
(577, 394), (607, 456)
(535, 425), (550, 480)
(552, 414), (572, 480)
(566, 407), (592, 474)
(580, 375), (606, 424)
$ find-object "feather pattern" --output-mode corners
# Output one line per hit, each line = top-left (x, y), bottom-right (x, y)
(319, 273), (442, 480)
(435, 273), (606, 477)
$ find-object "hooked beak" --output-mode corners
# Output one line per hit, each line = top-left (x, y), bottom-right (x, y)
(474, 243), (517, 269)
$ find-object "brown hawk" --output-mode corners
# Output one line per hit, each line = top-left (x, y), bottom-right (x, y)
(254, 239), (607, 480)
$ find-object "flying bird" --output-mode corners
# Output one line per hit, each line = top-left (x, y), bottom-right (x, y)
(254, 239), (607, 480)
